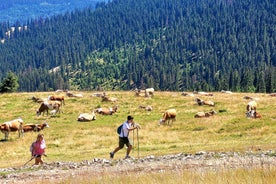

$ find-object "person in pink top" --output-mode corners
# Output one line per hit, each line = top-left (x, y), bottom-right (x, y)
(30, 133), (46, 165)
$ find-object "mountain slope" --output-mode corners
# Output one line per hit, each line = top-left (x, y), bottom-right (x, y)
(0, 0), (275, 92)
(0, 0), (106, 24)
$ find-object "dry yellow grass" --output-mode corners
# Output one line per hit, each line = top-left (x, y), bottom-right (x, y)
(0, 91), (276, 169)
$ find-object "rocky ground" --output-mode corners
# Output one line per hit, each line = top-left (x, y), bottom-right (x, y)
(1, 151), (276, 184)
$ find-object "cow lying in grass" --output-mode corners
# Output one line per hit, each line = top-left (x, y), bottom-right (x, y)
(23, 122), (49, 133)
(195, 98), (215, 106)
(0, 118), (24, 140)
(37, 101), (61, 116)
(139, 105), (153, 111)
(101, 96), (118, 102)
(31, 96), (46, 103)
(94, 105), (118, 115)
(194, 110), (217, 118)
(159, 109), (176, 126)
(77, 111), (96, 122)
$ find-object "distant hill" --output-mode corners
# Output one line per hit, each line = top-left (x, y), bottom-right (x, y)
(0, 0), (107, 24)
(0, 0), (275, 92)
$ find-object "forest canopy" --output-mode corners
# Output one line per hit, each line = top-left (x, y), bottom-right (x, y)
(0, 0), (275, 92)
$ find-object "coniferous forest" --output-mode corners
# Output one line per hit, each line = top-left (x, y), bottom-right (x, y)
(0, 0), (275, 92)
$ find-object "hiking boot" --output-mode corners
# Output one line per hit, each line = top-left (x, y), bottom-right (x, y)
(124, 155), (131, 159)
(110, 152), (114, 159)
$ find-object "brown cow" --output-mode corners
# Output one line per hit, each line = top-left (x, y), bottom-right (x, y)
(37, 101), (61, 116)
(94, 105), (118, 115)
(23, 122), (49, 133)
(159, 109), (177, 126)
(194, 110), (217, 118)
(48, 95), (65, 105)
(0, 118), (24, 140)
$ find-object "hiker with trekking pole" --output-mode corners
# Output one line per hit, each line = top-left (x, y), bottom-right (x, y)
(25, 133), (47, 166)
(110, 115), (140, 159)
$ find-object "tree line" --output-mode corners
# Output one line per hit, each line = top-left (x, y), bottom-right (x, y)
(0, 0), (275, 92)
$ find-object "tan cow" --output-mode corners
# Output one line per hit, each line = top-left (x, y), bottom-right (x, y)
(194, 110), (217, 118)
(94, 105), (118, 115)
(159, 109), (177, 126)
(101, 96), (118, 102)
(195, 98), (215, 106)
(23, 122), (49, 133)
(203, 100), (215, 106)
(48, 95), (65, 106)
(0, 118), (24, 140)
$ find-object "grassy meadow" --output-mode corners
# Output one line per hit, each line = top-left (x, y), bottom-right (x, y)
(0, 91), (275, 171)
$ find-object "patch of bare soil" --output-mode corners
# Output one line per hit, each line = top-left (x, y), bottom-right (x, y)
(1, 151), (276, 184)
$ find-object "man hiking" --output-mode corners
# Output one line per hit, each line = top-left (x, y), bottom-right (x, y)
(110, 115), (138, 159)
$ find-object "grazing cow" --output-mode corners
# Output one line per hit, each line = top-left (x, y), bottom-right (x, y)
(159, 109), (177, 126)
(48, 95), (65, 106)
(94, 105), (119, 115)
(37, 101), (61, 116)
(77, 111), (96, 122)
(139, 105), (153, 111)
(0, 118), (24, 140)
(194, 110), (217, 118)
(23, 122), (49, 133)
(145, 88), (154, 97)
(101, 96), (118, 102)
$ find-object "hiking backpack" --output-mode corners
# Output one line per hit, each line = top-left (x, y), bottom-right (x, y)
(117, 124), (123, 135)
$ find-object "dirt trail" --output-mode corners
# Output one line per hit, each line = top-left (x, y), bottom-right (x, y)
(1, 151), (276, 183)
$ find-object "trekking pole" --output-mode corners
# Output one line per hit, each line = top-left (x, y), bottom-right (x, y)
(137, 128), (140, 158)
(133, 126), (135, 150)
(23, 156), (35, 166)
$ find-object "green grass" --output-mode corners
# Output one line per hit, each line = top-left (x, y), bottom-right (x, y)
(0, 91), (276, 169)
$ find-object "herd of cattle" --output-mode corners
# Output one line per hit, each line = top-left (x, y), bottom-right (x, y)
(1, 89), (272, 141)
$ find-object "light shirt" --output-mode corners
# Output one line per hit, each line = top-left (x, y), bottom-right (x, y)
(119, 121), (130, 138)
